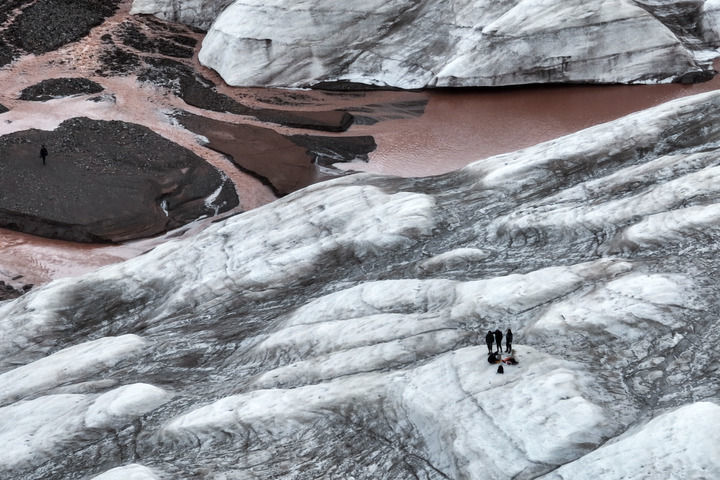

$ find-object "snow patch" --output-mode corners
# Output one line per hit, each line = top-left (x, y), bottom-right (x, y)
(91, 464), (161, 480)
(0, 394), (92, 470)
(417, 247), (489, 273)
(0, 335), (146, 405)
(85, 383), (171, 429)
(540, 402), (720, 480)
(529, 273), (692, 346)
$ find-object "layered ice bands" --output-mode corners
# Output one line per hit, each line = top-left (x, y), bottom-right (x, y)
(130, 0), (230, 30)
(91, 464), (161, 480)
(538, 402), (720, 480)
(3, 88), (720, 477)
(182, 0), (720, 88)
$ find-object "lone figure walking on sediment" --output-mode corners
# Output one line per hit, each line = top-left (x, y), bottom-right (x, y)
(40, 145), (48, 166)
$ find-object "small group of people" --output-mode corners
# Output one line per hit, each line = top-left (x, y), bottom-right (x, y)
(485, 328), (512, 354)
(485, 328), (515, 374)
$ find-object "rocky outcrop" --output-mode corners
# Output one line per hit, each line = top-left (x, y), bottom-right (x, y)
(0, 103), (8, 114)
(185, 0), (720, 88)
(0, 117), (238, 242)
(19, 78), (104, 102)
(2, 90), (720, 478)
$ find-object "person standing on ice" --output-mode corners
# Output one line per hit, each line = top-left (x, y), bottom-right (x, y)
(485, 330), (494, 353)
(40, 144), (48, 166)
(505, 328), (513, 353)
(494, 329), (503, 353)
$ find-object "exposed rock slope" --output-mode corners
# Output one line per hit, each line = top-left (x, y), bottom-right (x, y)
(181, 0), (720, 88)
(0, 117), (237, 242)
(1, 90), (720, 478)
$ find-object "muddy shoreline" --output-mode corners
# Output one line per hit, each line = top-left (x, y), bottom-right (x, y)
(2, 0), (720, 289)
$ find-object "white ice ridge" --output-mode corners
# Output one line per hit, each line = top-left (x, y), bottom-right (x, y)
(416, 247), (489, 273)
(0, 384), (169, 470)
(85, 383), (171, 429)
(528, 273), (694, 351)
(491, 163), (720, 239)
(0, 335), (146, 405)
(538, 402), (720, 480)
(162, 346), (612, 479)
(249, 258), (631, 385)
(0, 183), (435, 365)
(91, 464), (161, 480)
(188, 0), (715, 88)
(612, 203), (720, 251)
(280, 258), (631, 329)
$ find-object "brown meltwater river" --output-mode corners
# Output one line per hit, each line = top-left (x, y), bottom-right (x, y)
(4, 75), (720, 287)
(2, 0), (720, 288)
(348, 72), (720, 176)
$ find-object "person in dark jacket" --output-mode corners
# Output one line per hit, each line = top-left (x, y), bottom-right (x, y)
(485, 330), (494, 353)
(494, 329), (503, 353)
(40, 145), (48, 166)
(505, 328), (513, 353)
